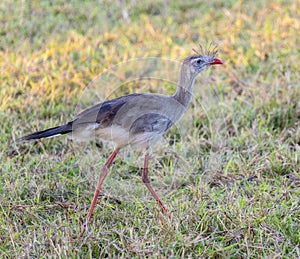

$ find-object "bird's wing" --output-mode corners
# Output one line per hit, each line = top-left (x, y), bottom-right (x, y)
(129, 113), (173, 135)
(122, 113), (173, 149)
(70, 93), (142, 128)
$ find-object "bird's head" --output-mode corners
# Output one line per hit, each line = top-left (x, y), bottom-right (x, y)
(182, 46), (223, 78)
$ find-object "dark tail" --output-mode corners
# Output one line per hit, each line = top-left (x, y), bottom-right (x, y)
(19, 123), (73, 142)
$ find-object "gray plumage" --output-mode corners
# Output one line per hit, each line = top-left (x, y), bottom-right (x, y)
(20, 53), (222, 150)
(19, 50), (223, 224)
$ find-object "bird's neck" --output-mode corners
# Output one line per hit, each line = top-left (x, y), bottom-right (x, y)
(173, 65), (196, 107)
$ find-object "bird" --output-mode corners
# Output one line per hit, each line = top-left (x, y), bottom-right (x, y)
(20, 48), (223, 225)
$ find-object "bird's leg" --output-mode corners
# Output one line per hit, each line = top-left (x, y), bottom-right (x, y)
(142, 152), (168, 214)
(85, 147), (119, 225)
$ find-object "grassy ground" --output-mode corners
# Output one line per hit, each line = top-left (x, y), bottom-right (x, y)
(1, 0), (300, 257)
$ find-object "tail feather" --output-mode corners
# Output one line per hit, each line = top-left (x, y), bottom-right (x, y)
(19, 124), (72, 142)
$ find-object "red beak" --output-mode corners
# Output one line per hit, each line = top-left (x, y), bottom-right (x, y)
(209, 58), (223, 65)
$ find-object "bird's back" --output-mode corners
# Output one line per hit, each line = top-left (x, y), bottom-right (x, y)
(70, 93), (186, 148)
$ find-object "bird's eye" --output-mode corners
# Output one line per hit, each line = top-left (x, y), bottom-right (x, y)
(196, 59), (202, 64)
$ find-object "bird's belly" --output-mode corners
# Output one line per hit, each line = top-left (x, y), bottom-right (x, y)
(69, 123), (163, 150)
(96, 125), (162, 150)
(95, 125), (131, 147)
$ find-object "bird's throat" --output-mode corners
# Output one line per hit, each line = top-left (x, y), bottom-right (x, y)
(173, 67), (196, 107)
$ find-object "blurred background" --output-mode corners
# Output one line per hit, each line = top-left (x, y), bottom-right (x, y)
(0, 0), (299, 258)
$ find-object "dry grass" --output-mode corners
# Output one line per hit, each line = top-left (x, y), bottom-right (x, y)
(1, 0), (299, 258)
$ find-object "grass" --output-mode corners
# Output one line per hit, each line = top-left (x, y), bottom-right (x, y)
(1, 0), (300, 257)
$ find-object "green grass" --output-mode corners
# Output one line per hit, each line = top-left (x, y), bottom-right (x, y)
(1, 0), (300, 257)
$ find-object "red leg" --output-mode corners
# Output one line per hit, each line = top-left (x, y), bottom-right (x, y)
(85, 148), (119, 225)
(142, 153), (168, 214)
